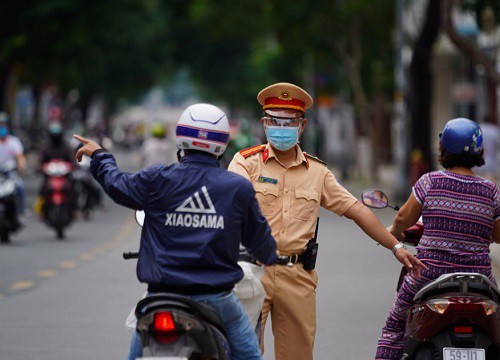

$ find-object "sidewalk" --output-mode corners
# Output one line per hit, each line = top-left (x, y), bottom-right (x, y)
(339, 163), (500, 281)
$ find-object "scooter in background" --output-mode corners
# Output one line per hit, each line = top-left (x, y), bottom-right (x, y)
(40, 159), (75, 240)
(0, 160), (21, 243)
(362, 190), (500, 360)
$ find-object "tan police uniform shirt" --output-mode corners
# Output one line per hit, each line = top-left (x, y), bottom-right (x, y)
(228, 143), (358, 255)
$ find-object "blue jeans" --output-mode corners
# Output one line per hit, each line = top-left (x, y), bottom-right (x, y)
(128, 290), (262, 360)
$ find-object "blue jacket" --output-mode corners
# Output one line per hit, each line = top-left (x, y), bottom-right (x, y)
(91, 152), (277, 294)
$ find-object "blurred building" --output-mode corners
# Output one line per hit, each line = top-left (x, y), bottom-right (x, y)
(431, 5), (499, 169)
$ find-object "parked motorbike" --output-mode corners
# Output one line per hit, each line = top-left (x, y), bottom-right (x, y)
(123, 210), (231, 359)
(72, 155), (101, 220)
(41, 159), (75, 239)
(0, 160), (21, 243)
(361, 190), (500, 360)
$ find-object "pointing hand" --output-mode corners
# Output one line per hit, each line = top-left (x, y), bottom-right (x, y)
(73, 134), (102, 162)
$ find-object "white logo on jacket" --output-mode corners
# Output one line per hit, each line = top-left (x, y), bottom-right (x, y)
(165, 186), (224, 229)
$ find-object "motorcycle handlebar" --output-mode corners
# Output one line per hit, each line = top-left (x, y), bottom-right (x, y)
(123, 252), (139, 260)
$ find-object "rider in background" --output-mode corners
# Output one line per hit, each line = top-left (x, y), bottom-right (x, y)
(139, 122), (177, 167)
(35, 121), (77, 217)
(39, 122), (74, 166)
(73, 103), (278, 360)
(375, 118), (500, 360)
(0, 112), (27, 220)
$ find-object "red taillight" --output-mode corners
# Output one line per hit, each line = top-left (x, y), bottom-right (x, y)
(154, 312), (176, 332)
(454, 326), (473, 334)
(153, 312), (179, 344)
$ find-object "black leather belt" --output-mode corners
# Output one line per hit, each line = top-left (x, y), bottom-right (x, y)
(276, 254), (304, 266)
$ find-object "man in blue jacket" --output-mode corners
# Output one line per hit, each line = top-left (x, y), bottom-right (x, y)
(74, 103), (278, 360)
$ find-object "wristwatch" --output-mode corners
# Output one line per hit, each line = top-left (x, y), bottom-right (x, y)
(391, 242), (407, 255)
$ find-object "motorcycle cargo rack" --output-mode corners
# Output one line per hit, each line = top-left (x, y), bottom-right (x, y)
(414, 273), (500, 303)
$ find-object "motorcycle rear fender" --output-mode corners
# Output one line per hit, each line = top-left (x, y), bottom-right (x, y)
(135, 293), (229, 358)
(135, 293), (225, 334)
(406, 294), (500, 343)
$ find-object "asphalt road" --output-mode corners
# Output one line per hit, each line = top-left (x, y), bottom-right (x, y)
(0, 150), (498, 359)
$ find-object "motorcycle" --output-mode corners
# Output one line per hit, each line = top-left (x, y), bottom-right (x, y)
(72, 155), (101, 220)
(123, 210), (231, 359)
(41, 159), (75, 239)
(361, 190), (500, 360)
(0, 160), (21, 243)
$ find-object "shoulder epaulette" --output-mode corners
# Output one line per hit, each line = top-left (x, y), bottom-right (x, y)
(239, 144), (266, 158)
(304, 152), (327, 166)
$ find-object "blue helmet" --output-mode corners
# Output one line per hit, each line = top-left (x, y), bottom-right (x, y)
(439, 118), (483, 155)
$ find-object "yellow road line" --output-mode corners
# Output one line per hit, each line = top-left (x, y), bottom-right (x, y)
(2, 212), (138, 300)
(79, 252), (96, 261)
(10, 280), (35, 291)
(59, 260), (78, 269)
(38, 269), (58, 278)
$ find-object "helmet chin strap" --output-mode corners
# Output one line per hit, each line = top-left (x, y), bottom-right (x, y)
(176, 149), (184, 162)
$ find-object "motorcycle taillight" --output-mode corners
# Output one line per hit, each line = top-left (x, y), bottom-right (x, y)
(153, 312), (180, 344)
(155, 312), (176, 332)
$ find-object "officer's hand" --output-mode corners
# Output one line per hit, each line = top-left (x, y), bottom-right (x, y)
(394, 249), (428, 279)
(73, 134), (102, 162)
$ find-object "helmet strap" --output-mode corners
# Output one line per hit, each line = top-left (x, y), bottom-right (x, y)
(176, 149), (184, 162)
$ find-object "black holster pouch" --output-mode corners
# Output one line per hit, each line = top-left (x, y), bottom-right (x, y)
(302, 238), (318, 270)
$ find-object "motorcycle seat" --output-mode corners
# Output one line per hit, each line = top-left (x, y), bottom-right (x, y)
(135, 292), (226, 334)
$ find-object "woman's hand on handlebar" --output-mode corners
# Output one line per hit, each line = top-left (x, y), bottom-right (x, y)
(394, 248), (428, 279)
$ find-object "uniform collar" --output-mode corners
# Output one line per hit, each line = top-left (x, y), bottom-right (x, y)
(263, 143), (309, 168)
(180, 152), (220, 167)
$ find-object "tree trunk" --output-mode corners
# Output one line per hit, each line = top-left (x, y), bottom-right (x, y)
(409, 0), (441, 173)
(0, 63), (9, 112)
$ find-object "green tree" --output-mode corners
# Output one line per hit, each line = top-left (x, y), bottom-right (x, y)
(1, 0), (173, 115)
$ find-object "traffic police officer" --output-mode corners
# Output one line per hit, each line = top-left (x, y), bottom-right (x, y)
(74, 103), (278, 360)
(228, 82), (427, 360)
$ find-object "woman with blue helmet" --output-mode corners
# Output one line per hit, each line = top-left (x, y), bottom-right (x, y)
(375, 118), (500, 360)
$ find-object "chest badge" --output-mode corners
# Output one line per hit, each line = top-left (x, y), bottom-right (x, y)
(257, 176), (278, 185)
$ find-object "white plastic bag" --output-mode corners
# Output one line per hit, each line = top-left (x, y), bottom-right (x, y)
(233, 261), (265, 330)
(125, 292), (147, 331)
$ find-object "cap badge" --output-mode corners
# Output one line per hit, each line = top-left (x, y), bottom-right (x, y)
(278, 90), (293, 101)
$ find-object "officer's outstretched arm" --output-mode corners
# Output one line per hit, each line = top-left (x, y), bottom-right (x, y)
(344, 201), (428, 278)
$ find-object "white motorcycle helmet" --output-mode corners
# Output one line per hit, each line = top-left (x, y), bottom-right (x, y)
(176, 103), (230, 156)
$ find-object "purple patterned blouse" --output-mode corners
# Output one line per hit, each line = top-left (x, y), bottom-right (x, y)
(413, 171), (500, 268)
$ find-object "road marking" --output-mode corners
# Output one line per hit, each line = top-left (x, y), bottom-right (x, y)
(38, 269), (58, 278)
(79, 252), (96, 261)
(92, 247), (106, 255)
(10, 280), (35, 291)
(59, 260), (78, 269)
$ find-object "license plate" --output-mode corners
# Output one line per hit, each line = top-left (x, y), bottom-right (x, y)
(443, 347), (485, 360)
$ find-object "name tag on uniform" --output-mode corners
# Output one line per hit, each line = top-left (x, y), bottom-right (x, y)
(258, 176), (278, 185)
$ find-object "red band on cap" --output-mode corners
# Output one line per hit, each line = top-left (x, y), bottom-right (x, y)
(263, 97), (305, 112)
